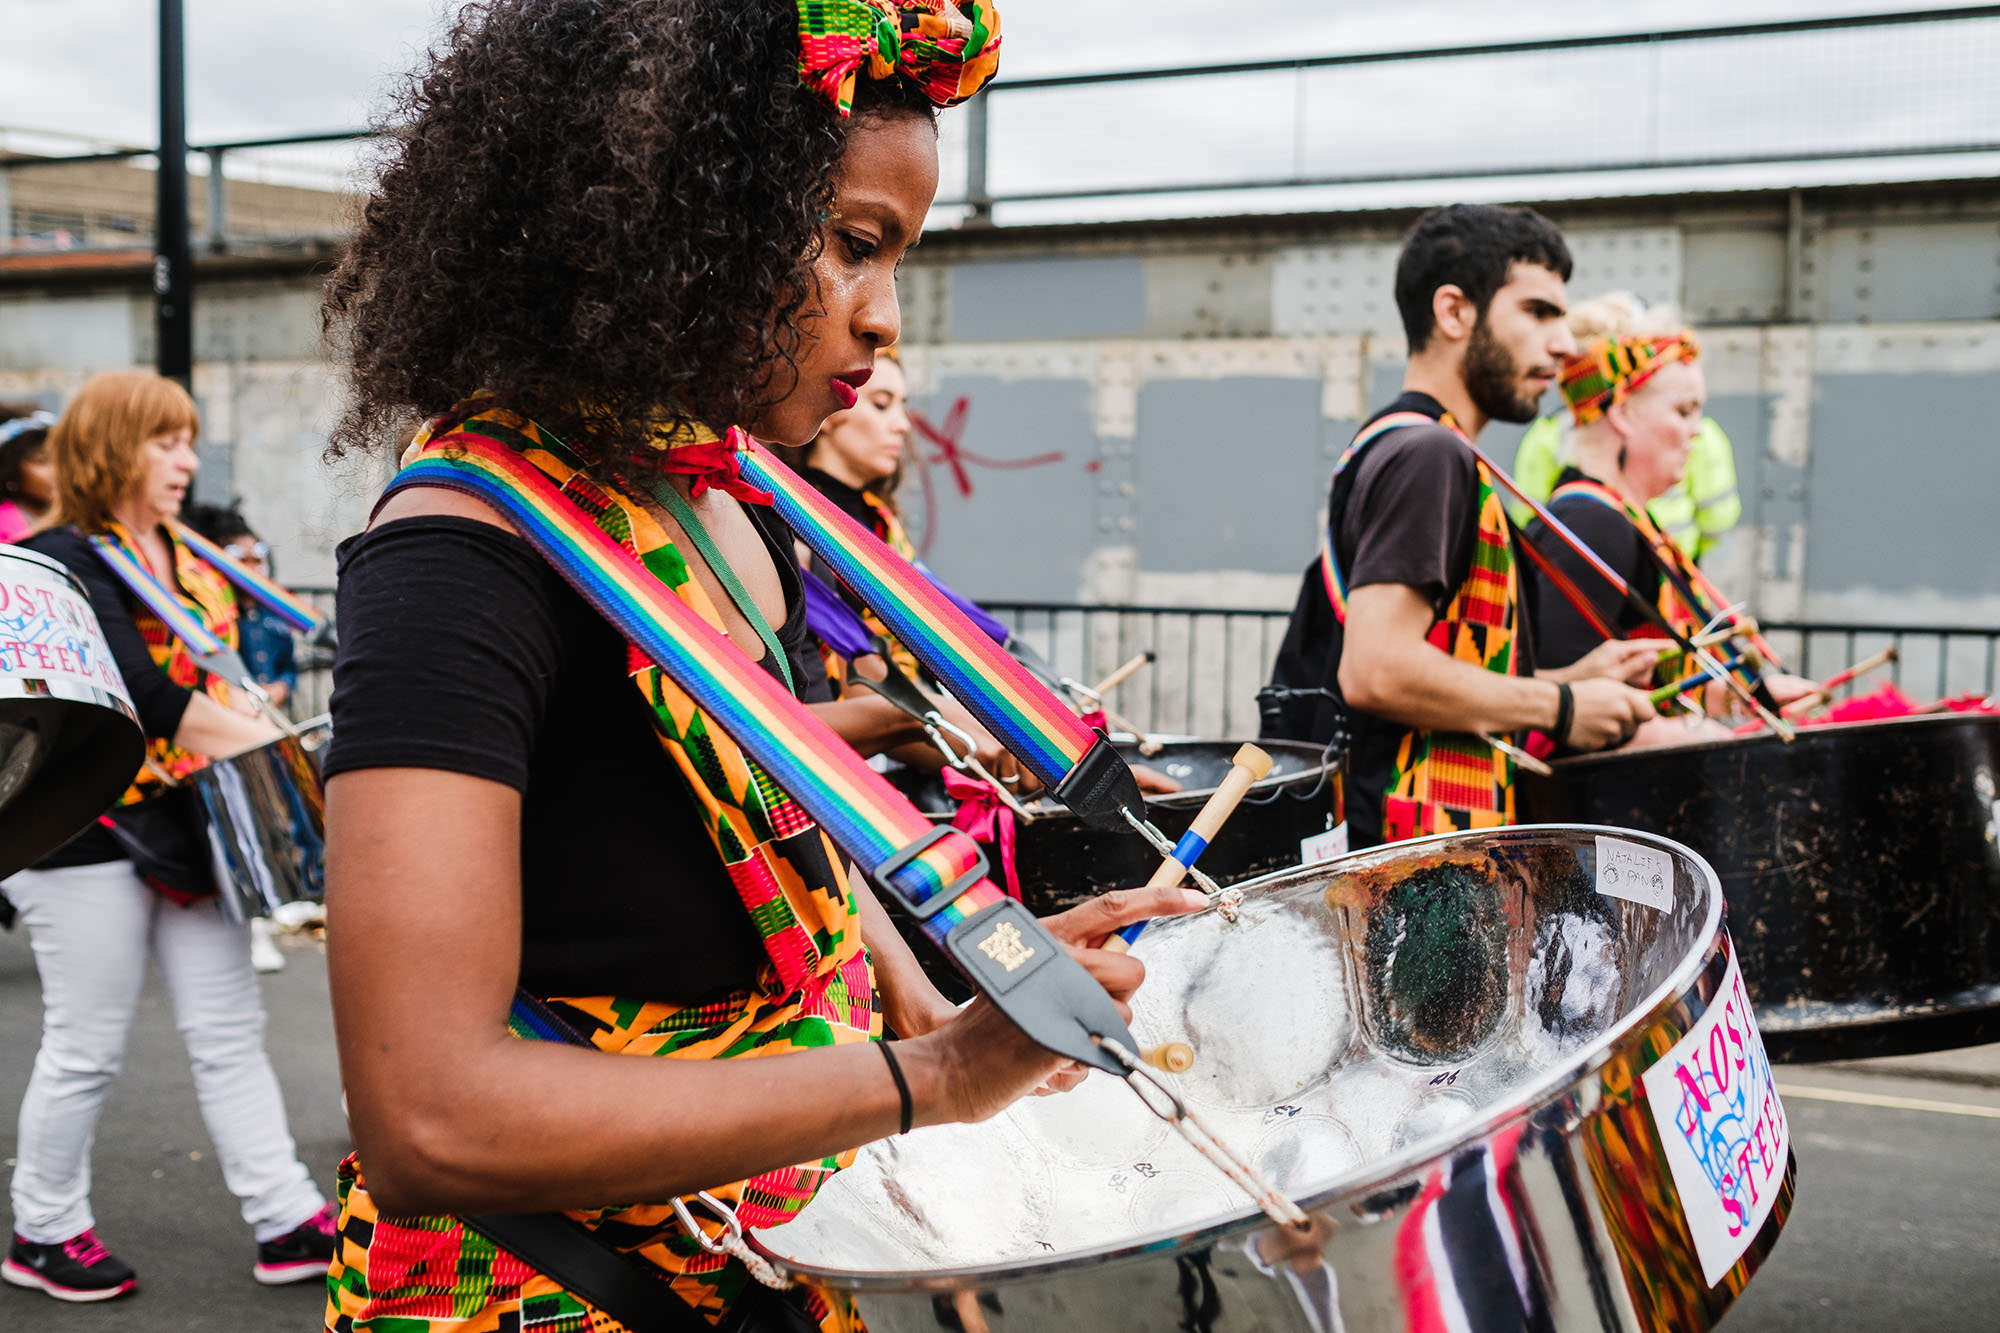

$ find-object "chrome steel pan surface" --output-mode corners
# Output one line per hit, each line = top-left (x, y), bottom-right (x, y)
(0, 544), (145, 877)
(1519, 713), (2000, 1060)
(193, 715), (330, 924)
(758, 825), (1792, 1333)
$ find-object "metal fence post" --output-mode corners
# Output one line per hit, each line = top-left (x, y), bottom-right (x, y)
(965, 93), (993, 226)
(206, 146), (227, 253)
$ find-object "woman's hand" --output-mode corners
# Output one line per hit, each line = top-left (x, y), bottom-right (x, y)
(906, 886), (1209, 1125)
(1764, 673), (1820, 708)
(1130, 764), (1183, 796)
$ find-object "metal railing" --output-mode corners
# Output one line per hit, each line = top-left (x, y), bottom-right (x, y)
(285, 593), (1998, 739)
(9, 5), (2000, 252)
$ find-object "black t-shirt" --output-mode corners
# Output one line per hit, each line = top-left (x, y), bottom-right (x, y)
(324, 502), (831, 1003)
(1527, 467), (1656, 669)
(1266, 392), (1536, 847)
(20, 525), (203, 868)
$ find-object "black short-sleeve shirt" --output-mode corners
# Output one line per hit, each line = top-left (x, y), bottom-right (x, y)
(1266, 393), (1536, 848)
(1526, 468), (1656, 669)
(324, 501), (830, 1003)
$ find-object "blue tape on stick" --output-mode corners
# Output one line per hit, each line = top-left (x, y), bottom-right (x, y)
(1170, 829), (1210, 869)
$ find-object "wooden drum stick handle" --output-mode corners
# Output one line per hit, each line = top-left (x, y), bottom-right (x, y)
(1089, 651), (1155, 701)
(1105, 744), (1273, 954)
(1782, 646), (1899, 717)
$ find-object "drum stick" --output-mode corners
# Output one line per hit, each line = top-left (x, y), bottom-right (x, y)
(1649, 668), (1716, 706)
(1782, 646), (1898, 717)
(1480, 732), (1553, 778)
(1105, 744), (1272, 954)
(1088, 652), (1154, 702)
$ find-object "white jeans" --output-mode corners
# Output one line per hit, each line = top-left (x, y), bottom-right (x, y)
(6, 861), (325, 1244)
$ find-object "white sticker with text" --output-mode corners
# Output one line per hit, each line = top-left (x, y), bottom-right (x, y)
(1300, 823), (1348, 865)
(1642, 951), (1791, 1286)
(1595, 835), (1674, 912)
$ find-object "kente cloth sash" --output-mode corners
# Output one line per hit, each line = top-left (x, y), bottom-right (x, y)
(739, 442), (1144, 827)
(1317, 413), (1524, 845)
(85, 522), (241, 800)
(1549, 476), (1764, 698)
(387, 418), (1133, 1076)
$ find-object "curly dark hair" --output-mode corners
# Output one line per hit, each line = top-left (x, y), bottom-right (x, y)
(324, 0), (934, 468)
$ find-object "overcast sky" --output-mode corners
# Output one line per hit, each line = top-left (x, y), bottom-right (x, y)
(5, 1), (1995, 219)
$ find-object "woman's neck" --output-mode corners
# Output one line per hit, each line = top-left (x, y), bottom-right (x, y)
(1567, 428), (1649, 508)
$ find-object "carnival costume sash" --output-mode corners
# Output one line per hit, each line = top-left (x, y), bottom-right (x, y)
(796, 0), (1002, 117)
(1317, 412), (1525, 843)
(1548, 475), (1765, 698)
(386, 412), (1133, 1070)
(86, 522), (242, 799)
(1559, 331), (1701, 426)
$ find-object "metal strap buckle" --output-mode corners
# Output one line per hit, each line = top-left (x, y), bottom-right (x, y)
(870, 825), (992, 921)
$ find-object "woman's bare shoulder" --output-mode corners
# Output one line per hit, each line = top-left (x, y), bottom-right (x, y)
(371, 483), (520, 535)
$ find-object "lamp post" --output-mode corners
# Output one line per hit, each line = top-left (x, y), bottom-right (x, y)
(156, 0), (193, 385)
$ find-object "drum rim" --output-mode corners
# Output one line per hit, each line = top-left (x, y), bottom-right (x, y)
(1542, 709), (1998, 772)
(757, 822), (1728, 1288)
(914, 738), (1337, 824)
(186, 714), (330, 775)
(0, 542), (90, 592)
(0, 675), (139, 724)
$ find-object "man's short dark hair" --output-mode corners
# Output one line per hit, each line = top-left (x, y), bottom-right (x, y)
(1394, 204), (1572, 351)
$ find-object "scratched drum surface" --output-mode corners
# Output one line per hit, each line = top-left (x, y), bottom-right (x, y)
(764, 830), (1694, 1275)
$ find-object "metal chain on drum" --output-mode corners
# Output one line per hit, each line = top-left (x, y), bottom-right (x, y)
(1098, 1036), (1310, 1230)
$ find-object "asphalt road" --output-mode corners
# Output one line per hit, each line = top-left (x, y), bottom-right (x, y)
(1, 925), (1996, 1331)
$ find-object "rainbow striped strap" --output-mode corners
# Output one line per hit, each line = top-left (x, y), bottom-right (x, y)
(1316, 412), (1445, 621)
(386, 443), (1136, 1075)
(168, 520), (325, 634)
(89, 531), (231, 661)
(739, 441), (1146, 830)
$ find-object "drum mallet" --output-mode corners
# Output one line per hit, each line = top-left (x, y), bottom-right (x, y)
(1106, 743), (1273, 955)
(1782, 646), (1898, 718)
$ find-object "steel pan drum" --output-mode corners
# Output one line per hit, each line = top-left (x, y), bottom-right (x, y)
(0, 545), (145, 878)
(890, 739), (1338, 912)
(193, 715), (329, 924)
(760, 825), (1792, 1332)
(1519, 714), (2000, 1061)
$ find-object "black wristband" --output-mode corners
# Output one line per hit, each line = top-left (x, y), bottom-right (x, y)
(878, 1040), (913, 1135)
(1553, 682), (1575, 746)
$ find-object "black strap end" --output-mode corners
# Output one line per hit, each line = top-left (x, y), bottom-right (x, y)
(1050, 732), (1147, 832)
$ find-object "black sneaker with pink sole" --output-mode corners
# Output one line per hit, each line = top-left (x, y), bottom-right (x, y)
(2, 1229), (138, 1302)
(253, 1201), (338, 1285)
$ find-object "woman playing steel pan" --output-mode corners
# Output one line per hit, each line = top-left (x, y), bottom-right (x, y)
(3, 372), (334, 1303)
(318, 3), (1196, 1329)
(1526, 294), (1814, 747)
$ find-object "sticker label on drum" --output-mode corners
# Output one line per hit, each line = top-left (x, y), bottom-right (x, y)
(0, 568), (133, 705)
(1642, 951), (1791, 1286)
(1300, 823), (1348, 865)
(1595, 835), (1673, 912)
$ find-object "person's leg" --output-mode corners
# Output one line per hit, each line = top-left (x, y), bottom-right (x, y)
(149, 896), (325, 1246)
(6, 863), (152, 1244)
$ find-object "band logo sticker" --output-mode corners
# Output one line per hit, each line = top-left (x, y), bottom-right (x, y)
(0, 574), (132, 705)
(1595, 835), (1673, 912)
(1642, 951), (1790, 1286)
(976, 920), (1036, 973)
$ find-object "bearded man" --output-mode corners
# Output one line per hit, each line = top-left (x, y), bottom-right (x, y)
(1264, 204), (1658, 850)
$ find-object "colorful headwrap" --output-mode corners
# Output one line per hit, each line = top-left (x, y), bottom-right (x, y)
(1559, 332), (1701, 426)
(796, 0), (1002, 117)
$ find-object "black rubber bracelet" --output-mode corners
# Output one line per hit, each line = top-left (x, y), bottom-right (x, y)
(878, 1040), (914, 1136)
(1553, 682), (1575, 746)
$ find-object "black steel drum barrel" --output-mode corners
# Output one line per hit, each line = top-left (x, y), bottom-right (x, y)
(889, 740), (1337, 998)
(1519, 713), (2000, 1060)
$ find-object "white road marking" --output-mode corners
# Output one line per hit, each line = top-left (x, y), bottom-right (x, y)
(1778, 1081), (2000, 1121)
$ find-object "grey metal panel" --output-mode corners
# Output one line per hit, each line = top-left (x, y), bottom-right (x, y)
(948, 256), (1146, 341)
(1818, 223), (2000, 323)
(1702, 392), (1785, 573)
(0, 293), (138, 370)
(1683, 229), (1788, 325)
(1805, 372), (2000, 595)
(903, 375), (1102, 602)
(1142, 253), (1273, 339)
(1133, 377), (1325, 574)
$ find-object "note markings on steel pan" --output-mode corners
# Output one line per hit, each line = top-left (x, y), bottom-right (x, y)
(1595, 834), (1674, 912)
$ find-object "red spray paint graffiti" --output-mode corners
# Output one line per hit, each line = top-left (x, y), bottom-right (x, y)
(905, 396), (1067, 555)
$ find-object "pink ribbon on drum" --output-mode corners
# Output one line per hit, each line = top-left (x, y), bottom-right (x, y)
(942, 766), (1020, 900)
